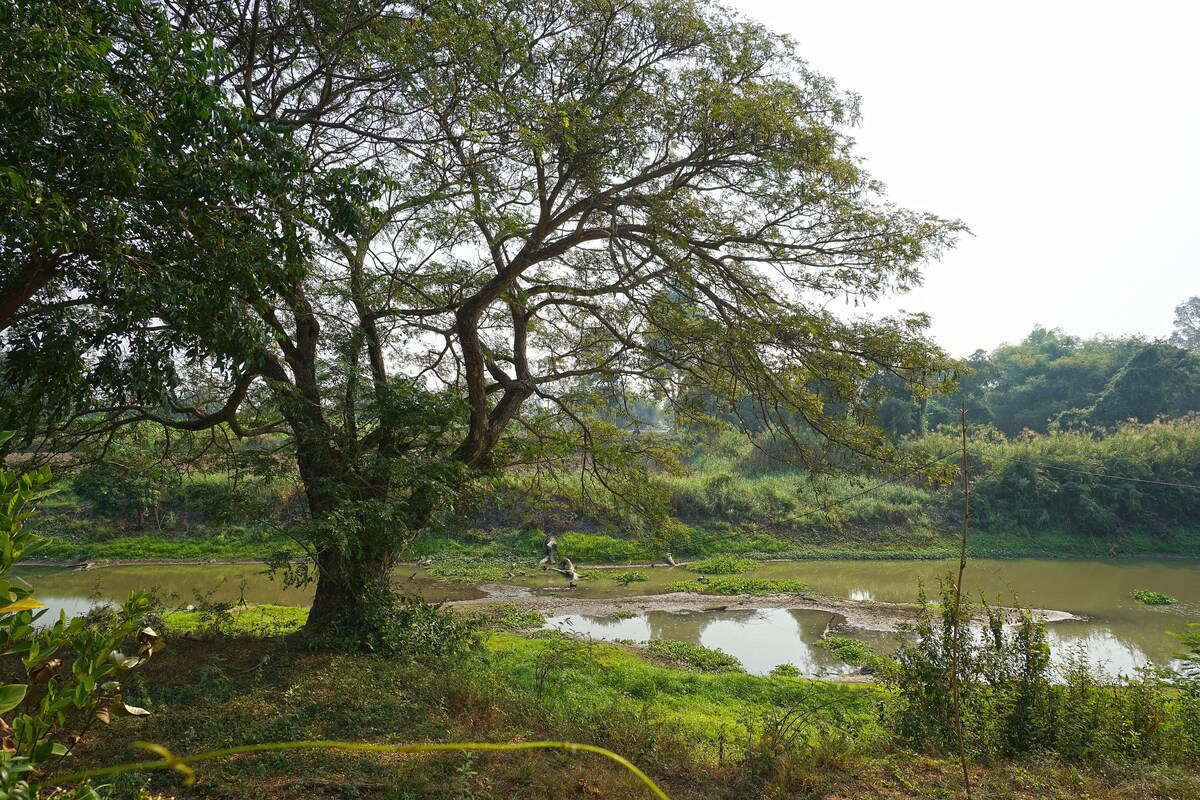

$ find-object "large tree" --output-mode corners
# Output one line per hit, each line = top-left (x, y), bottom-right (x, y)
(5, 0), (963, 637)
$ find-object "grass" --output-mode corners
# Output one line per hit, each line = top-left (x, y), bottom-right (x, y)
(35, 527), (300, 561)
(70, 607), (1200, 800)
(163, 604), (309, 637)
(472, 603), (547, 630)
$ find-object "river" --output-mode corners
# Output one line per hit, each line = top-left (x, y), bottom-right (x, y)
(14, 557), (1199, 677)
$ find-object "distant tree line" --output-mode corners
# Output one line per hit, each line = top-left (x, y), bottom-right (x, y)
(880, 320), (1200, 439)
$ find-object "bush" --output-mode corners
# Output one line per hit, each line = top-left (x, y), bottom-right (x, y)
(477, 604), (546, 630)
(331, 594), (483, 660)
(884, 579), (1200, 765)
(815, 637), (890, 675)
(73, 461), (171, 526)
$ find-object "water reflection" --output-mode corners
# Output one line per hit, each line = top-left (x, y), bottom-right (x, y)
(546, 609), (1175, 679)
(548, 608), (886, 677)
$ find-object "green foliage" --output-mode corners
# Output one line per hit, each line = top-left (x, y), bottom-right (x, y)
(1170, 624), (1200, 683)
(612, 571), (648, 586)
(886, 582), (1056, 759)
(884, 580), (1200, 765)
(525, 631), (598, 695)
(768, 663), (801, 678)
(687, 556), (759, 575)
(475, 604), (546, 631)
(1130, 589), (1176, 606)
(425, 558), (515, 583)
(72, 463), (170, 525)
(642, 639), (744, 674)
(1170, 296), (1200, 352)
(815, 637), (890, 674)
(332, 596), (484, 661)
(923, 417), (1200, 541)
(0, 0), (305, 434)
(666, 578), (807, 596)
(0, 433), (159, 796)
(1079, 343), (1200, 429)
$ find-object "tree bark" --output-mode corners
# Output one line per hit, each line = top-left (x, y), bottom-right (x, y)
(307, 544), (398, 632)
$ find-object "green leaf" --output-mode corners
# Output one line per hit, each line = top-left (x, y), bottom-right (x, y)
(0, 683), (27, 714)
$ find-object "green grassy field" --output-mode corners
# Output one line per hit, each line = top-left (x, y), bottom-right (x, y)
(61, 606), (1200, 800)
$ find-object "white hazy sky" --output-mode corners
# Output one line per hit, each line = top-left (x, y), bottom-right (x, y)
(729, 0), (1200, 357)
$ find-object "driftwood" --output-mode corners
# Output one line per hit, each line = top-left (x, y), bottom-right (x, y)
(547, 557), (578, 588)
(665, 552), (677, 567)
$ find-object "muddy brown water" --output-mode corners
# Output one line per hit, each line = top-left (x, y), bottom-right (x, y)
(14, 558), (1199, 677)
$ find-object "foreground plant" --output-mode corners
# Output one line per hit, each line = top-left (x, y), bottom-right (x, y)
(0, 433), (160, 796)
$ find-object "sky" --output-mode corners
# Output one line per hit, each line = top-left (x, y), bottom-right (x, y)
(728, 0), (1200, 357)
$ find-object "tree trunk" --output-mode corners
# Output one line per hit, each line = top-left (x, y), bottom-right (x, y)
(306, 545), (398, 633)
(289, 435), (402, 637)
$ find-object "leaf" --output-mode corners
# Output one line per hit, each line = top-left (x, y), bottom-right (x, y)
(0, 684), (27, 715)
(0, 597), (45, 614)
(118, 703), (151, 717)
(94, 707), (110, 725)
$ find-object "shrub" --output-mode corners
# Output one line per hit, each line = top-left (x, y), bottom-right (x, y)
(884, 579), (1200, 765)
(477, 604), (546, 630)
(815, 636), (891, 675)
(73, 461), (172, 526)
(0, 433), (159, 796)
(769, 663), (801, 678)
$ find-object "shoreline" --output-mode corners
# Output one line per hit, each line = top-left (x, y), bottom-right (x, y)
(22, 550), (1200, 571)
(451, 584), (1083, 634)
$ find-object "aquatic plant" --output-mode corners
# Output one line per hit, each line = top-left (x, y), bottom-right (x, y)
(1131, 589), (1176, 606)
(687, 556), (759, 575)
(666, 578), (807, 596)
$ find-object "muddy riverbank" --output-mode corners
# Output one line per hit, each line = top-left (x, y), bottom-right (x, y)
(452, 583), (1082, 633)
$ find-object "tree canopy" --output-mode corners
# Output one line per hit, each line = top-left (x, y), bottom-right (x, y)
(1171, 296), (1200, 352)
(0, 0), (306, 435)
(2, 0), (964, 637)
